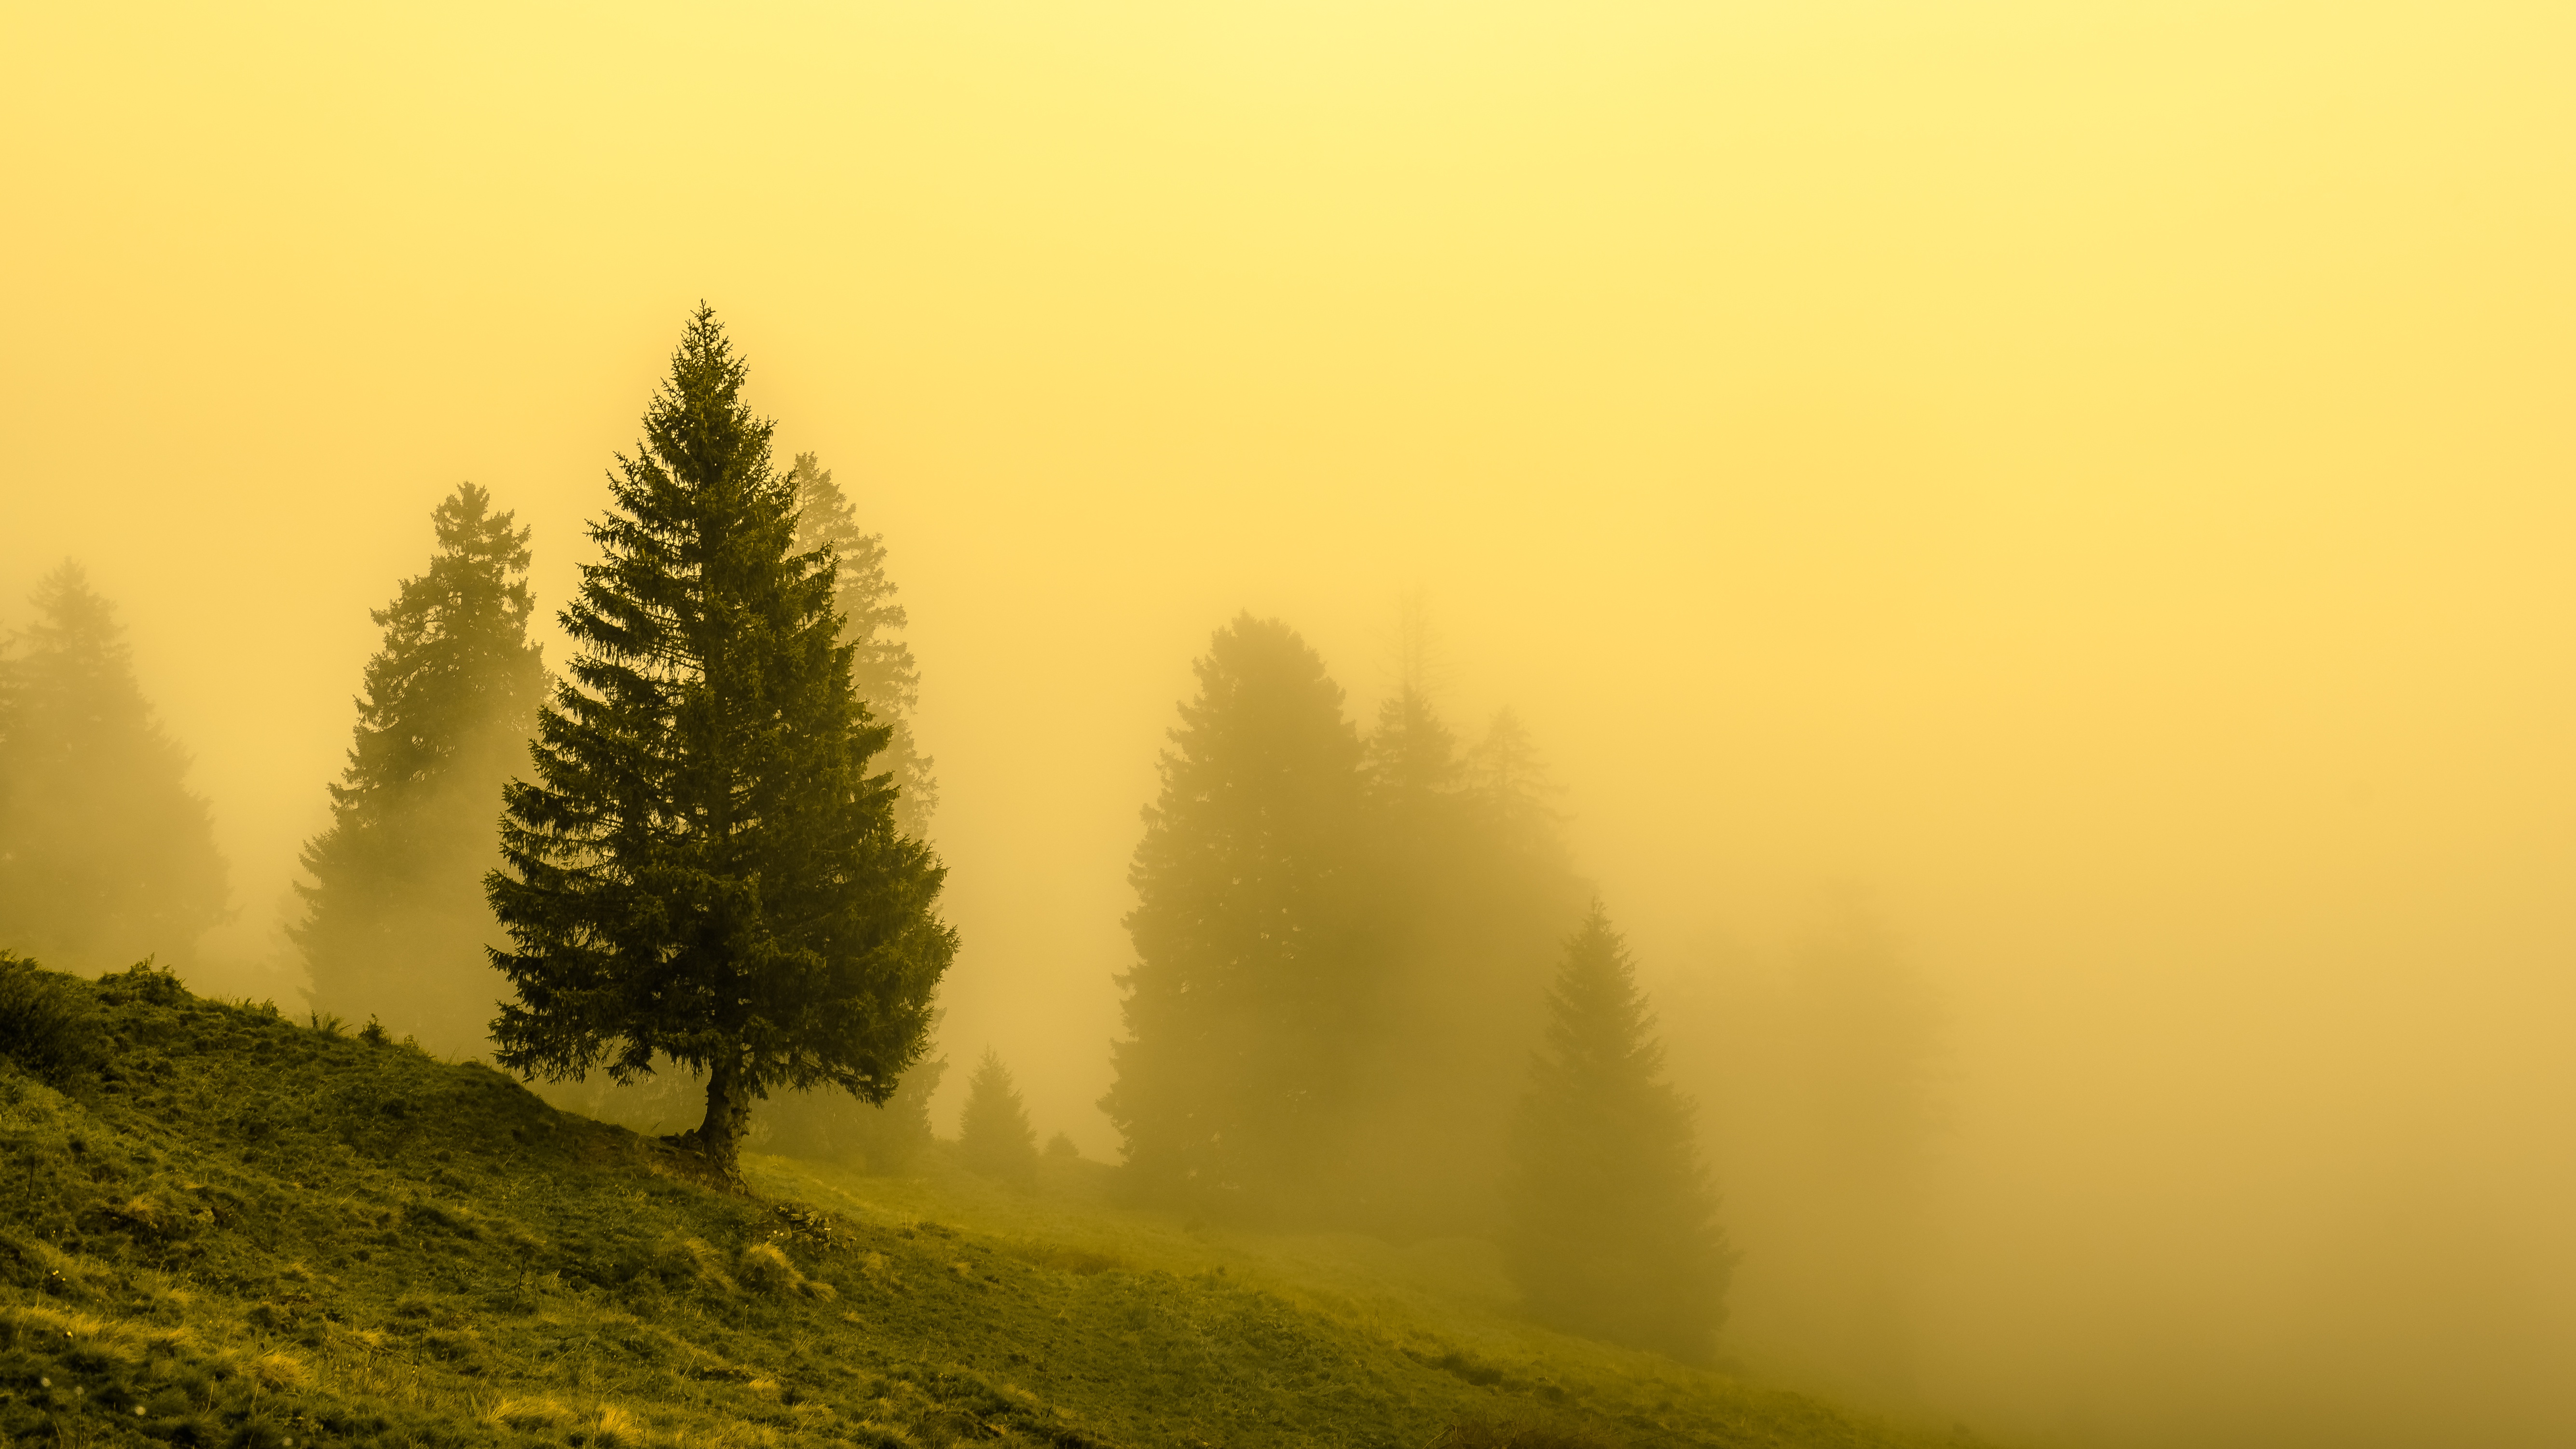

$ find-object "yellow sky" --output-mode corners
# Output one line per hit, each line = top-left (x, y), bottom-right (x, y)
(6, 3), (2574, 1444)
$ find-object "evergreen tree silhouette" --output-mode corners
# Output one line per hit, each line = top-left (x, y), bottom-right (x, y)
(1339, 687), (1587, 1235)
(0, 562), (227, 970)
(790, 452), (936, 836)
(959, 1048), (1039, 1185)
(486, 304), (955, 1179)
(1103, 613), (1367, 1215)
(1506, 903), (1734, 1362)
(294, 483), (545, 1053)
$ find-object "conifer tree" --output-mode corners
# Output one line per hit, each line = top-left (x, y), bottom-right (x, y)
(1506, 903), (1733, 1362)
(1341, 690), (1587, 1234)
(958, 1048), (1039, 1185)
(1102, 613), (1367, 1214)
(790, 452), (936, 836)
(294, 483), (546, 1053)
(0, 563), (227, 970)
(487, 305), (957, 1178)
(1463, 707), (1563, 841)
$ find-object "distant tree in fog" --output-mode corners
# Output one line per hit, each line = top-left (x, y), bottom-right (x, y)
(1463, 707), (1562, 836)
(753, 451), (945, 1152)
(1104, 605), (1587, 1230)
(1102, 613), (1368, 1215)
(293, 483), (546, 1053)
(1506, 903), (1733, 1363)
(486, 305), (956, 1180)
(1338, 687), (1589, 1234)
(0, 562), (228, 970)
(959, 1048), (1039, 1185)
(790, 452), (936, 836)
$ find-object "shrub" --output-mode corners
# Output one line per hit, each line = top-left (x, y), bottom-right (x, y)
(95, 957), (187, 1008)
(593, 1403), (646, 1446)
(0, 951), (105, 1088)
(488, 1395), (571, 1431)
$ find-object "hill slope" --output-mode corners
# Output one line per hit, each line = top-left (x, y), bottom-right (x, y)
(0, 963), (1980, 1449)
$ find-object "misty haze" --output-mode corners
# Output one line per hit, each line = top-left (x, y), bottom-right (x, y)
(4, 5), (2572, 1449)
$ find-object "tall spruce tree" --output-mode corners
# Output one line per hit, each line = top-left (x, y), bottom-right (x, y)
(486, 305), (956, 1178)
(0, 562), (228, 970)
(1506, 903), (1733, 1362)
(294, 483), (546, 1052)
(958, 1048), (1039, 1185)
(1102, 613), (1367, 1214)
(790, 452), (935, 836)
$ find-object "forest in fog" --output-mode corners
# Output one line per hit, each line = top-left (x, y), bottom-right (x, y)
(0, 307), (1942, 1388)
(8, 5), (2576, 1447)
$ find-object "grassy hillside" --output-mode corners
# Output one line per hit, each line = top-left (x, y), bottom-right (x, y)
(0, 962), (1984, 1449)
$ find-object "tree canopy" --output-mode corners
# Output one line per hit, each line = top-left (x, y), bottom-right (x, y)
(0, 562), (227, 971)
(959, 1047), (1039, 1186)
(790, 452), (936, 837)
(1104, 611), (1589, 1229)
(1102, 613), (1368, 1216)
(296, 482), (546, 1053)
(1506, 903), (1734, 1362)
(487, 304), (955, 1177)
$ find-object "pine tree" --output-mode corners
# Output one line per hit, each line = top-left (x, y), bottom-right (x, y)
(1102, 613), (1367, 1214)
(487, 305), (957, 1179)
(1463, 707), (1563, 841)
(790, 452), (937, 836)
(1339, 691), (1587, 1235)
(1506, 903), (1733, 1362)
(294, 483), (546, 1053)
(0, 563), (228, 970)
(958, 1048), (1039, 1185)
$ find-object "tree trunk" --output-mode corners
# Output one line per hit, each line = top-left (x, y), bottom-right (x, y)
(686, 1053), (755, 1182)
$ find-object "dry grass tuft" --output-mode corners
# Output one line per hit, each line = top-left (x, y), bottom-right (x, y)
(250, 1349), (308, 1391)
(110, 1194), (164, 1232)
(737, 1239), (836, 1299)
(738, 1240), (803, 1296)
(486, 1395), (572, 1430)
(673, 1235), (737, 1293)
(592, 1403), (647, 1446)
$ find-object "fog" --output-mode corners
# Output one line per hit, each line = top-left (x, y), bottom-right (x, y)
(7, 2), (2575, 1444)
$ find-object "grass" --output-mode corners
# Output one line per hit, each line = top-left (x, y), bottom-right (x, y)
(0, 961), (1987, 1448)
